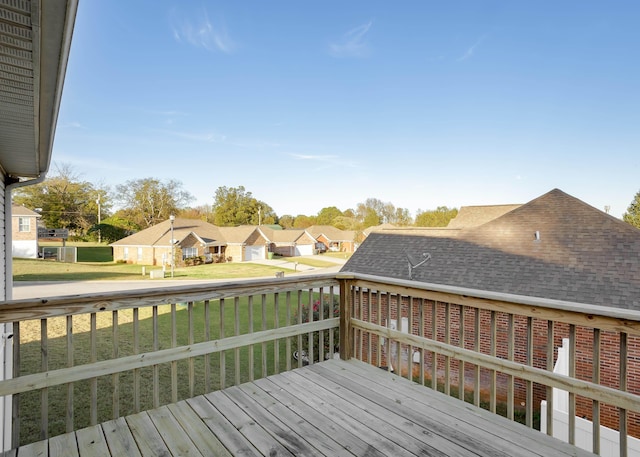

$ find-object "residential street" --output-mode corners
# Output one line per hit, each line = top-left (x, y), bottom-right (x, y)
(12, 255), (346, 300)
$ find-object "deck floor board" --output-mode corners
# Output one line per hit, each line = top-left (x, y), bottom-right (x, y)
(9, 359), (597, 457)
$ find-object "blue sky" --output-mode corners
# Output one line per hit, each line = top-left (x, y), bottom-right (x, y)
(53, 1), (640, 219)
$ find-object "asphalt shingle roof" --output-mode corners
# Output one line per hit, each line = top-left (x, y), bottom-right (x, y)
(111, 219), (226, 246)
(307, 225), (355, 242)
(342, 189), (640, 310)
(447, 204), (521, 228)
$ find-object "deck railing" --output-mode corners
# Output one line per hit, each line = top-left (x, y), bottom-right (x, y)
(1, 272), (640, 456)
(339, 273), (640, 457)
(0, 275), (339, 447)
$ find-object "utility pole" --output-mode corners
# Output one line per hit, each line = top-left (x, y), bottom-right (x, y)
(169, 215), (175, 278)
(96, 196), (101, 243)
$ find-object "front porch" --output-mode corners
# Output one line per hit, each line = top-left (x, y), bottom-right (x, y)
(0, 273), (638, 455)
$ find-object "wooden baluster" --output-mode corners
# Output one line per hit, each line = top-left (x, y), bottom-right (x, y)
(152, 305), (159, 408)
(285, 291), (291, 372)
(40, 319), (47, 439)
(419, 298), (425, 386)
(91, 312), (98, 421)
(12, 321), (20, 447)
(459, 305), (465, 402)
(474, 308), (480, 407)
(507, 313), (514, 420)
(545, 320), (554, 436)
(592, 328), (600, 452)
(408, 297), (414, 382)
(490, 311), (496, 413)
(526, 317), (533, 427)
(248, 296), (254, 381)
(203, 300), (210, 391)
(568, 324), (576, 441)
(297, 290), (303, 369)
(234, 297), (240, 385)
(219, 299), (225, 390)
(262, 294), (267, 376)
(366, 289), (372, 365)
(112, 310), (119, 418)
(66, 316), (73, 432)
(171, 303), (177, 403)
(307, 289), (314, 365)
(432, 301), (438, 391)
(445, 303), (451, 396)
(620, 332), (628, 457)
(274, 293), (280, 372)
(133, 308), (140, 413)
(188, 301), (194, 397)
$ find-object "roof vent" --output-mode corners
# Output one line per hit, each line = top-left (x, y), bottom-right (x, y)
(534, 231), (540, 241)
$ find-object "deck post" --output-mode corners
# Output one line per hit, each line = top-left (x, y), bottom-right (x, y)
(339, 279), (353, 360)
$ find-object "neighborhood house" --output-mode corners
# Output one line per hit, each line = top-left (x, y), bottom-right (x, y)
(11, 205), (41, 259)
(110, 220), (355, 265)
(342, 188), (640, 436)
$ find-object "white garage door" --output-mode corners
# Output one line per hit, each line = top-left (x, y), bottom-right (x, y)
(295, 244), (314, 256)
(245, 245), (265, 261)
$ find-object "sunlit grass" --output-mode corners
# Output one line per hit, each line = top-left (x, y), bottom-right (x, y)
(13, 258), (291, 281)
(17, 291), (336, 444)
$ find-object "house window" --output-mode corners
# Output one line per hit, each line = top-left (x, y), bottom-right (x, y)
(137, 247), (143, 261)
(18, 217), (30, 232)
(123, 247), (129, 261)
(183, 247), (197, 259)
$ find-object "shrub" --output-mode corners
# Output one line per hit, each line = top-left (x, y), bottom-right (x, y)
(291, 294), (340, 364)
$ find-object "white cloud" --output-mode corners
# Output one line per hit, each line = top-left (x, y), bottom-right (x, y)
(329, 21), (373, 58)
(170, 8), (235, 54)
(457, 35), (486, 62)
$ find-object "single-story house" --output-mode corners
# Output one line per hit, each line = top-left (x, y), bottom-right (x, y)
(341, 188), (640, 435)
(306, 225), (357, 252)
(258, 226), (317, 257)
(216, 225), (270, 262)
(11, 206), (41, 259)
(110, 219), (274, 265)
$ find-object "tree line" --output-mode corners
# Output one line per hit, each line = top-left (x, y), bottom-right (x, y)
(14, 164), (640, 244)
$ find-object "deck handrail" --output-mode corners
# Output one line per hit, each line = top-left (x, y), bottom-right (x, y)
(1, 271), (639, 455)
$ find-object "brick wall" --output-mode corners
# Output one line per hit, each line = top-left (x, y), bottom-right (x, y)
(354, 292), (640, 437)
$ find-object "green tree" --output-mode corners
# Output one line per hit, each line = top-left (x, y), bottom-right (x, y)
(278, 215), (295, 229)
(293, 215), (315, 229)
(12, 163), (109, 235)
(116, 178), (193, 228)
(179, 205), (214, 223)
(316, 206), (343, 225)
(415, 206), (458, 227)
(356, 198), (385, 225)
(623, 190), (640, 229)
(212, 186), (276, 226)
(362, 208), (381, 228)
(331, 215), (359, 230)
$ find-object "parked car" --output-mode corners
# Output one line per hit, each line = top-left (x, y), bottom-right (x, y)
(314, 242), (327, 254)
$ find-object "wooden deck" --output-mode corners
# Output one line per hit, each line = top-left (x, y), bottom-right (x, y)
(7, 359), (595, 457)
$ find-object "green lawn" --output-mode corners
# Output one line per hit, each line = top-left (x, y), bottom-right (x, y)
(13, 258), (291, 281)
(17, 291), (337, 444)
